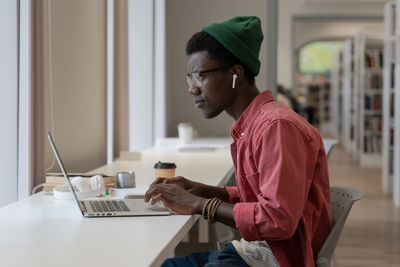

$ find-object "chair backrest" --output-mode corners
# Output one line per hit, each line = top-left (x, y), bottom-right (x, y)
(322, 139), (338, 158)
(316, 185), (364, 267)
(218, 167), (236, 187)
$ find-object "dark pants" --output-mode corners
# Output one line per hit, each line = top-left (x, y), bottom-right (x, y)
(161, 242), (249, 267)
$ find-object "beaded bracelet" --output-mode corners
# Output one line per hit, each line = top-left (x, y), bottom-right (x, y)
(210, 199), (222, 223)
(206, 198), (218, 222)
(202, 198), (213, 220)
(206, 197), (222, 223)
(202, 197), (223, 223)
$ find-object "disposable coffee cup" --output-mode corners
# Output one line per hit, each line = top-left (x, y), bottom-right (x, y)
(117, 171), (136, 188)
(154, 161), (177, 178)
(178, 123), (193, 145)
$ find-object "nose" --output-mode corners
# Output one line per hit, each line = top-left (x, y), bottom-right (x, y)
(188, 84), (201, 96)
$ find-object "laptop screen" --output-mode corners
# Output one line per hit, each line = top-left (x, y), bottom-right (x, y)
(47, 132), (83, 214)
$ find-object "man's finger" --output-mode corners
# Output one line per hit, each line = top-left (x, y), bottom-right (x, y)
(162, 176), (185, 187)
(150, 193), (163, 205)
(148, 177), (167, 188)
(144, 184), (160, 202)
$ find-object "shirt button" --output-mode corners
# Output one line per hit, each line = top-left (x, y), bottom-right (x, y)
(241, 132), (245, 136)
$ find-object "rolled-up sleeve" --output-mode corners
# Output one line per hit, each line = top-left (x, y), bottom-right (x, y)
(233, 120), (318, 241)
(222, 186), (241, 204)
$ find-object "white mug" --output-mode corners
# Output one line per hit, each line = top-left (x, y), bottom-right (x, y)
(178, 123), (194, 145)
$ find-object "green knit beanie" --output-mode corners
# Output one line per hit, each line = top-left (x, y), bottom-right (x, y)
(201, 16), (263, 76)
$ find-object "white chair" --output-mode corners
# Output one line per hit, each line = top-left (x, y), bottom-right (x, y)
(316, 185), (364, 267)
(322, 138), (338, 158)
(218, 168), (236, 187)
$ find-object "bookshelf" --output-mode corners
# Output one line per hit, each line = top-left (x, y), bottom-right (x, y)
(295, 73), (330, 128)
(382, 2), (395, 195)
(330, 50), (342, 139)
(318, 82), (331, 133)
(352, 37), (360, 162)
(383, 1), (400, 206)
(307, 83), (321, 127)
(395, 1), (400, 207)
(340, 49), (346, 147)
(342, 39), (357, 156)
(356, 26), (384, 167)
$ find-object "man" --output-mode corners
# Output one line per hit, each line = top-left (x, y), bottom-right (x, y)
(145, 16), (331, 267)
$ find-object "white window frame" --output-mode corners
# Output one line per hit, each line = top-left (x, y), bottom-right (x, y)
(128, 0), (166, 151)
(0, 0), (19, 206)
(18, 0), (34, 200)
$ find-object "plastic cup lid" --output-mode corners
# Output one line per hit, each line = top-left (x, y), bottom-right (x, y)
(154, 161), (177, 169)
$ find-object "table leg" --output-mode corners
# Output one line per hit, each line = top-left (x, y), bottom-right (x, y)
(198, 217), (209, 243)
(182, 232), (190, 242)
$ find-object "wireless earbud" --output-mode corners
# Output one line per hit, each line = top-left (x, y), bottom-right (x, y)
(232, 74), (237, 88)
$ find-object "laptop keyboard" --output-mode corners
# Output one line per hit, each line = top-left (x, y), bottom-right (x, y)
(89, 200), (130, 213)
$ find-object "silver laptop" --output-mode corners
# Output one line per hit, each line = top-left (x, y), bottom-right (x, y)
(47, 132), (170, 217)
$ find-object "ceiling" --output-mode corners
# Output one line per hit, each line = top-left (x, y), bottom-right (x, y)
(301, 0), (387, 3)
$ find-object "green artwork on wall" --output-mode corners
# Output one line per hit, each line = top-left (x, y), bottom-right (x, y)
(299, 41), (343, 74)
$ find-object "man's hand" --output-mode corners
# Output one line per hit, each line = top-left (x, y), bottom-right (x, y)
(145, 176), (230, 201)
(146, 176), (208, 196)
(144, 182), (206, 215)
(144, 176), (236, 227)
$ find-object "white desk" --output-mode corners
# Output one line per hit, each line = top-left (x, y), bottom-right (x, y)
(0, 139), (233, 267)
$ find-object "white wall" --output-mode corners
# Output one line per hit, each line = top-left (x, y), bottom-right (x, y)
(278, 0), (385, 88)
(43, 0), (107, 173)
(295, 20), (383, 50)
(165, 0), (268, 137)
(0, 0), (18, 206)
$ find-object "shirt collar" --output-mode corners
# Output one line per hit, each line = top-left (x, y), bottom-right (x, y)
(231, 90), (274, 139)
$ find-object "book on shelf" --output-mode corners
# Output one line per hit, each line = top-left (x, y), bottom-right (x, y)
(367, 73), (383, 89)
(364, 135), (382, 153)
(364, 95), (382, 110)
(391, 94), (395, 116)
(45, 172), (116, 184)
(365, 50), (383, 68)
(390, 149), (394, 174)
(391, 63), (395, 88)
(350, 126), (354, 140)
(391, 128), (394, 146)
(364, 116), (382, 132)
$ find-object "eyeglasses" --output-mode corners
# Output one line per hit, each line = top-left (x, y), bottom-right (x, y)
(186, 66), (230, 88)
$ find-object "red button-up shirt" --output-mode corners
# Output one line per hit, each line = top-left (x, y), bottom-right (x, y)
(224, 90), (331, 267)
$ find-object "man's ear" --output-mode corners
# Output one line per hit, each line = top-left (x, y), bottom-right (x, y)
(231, 64), (244, 83)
